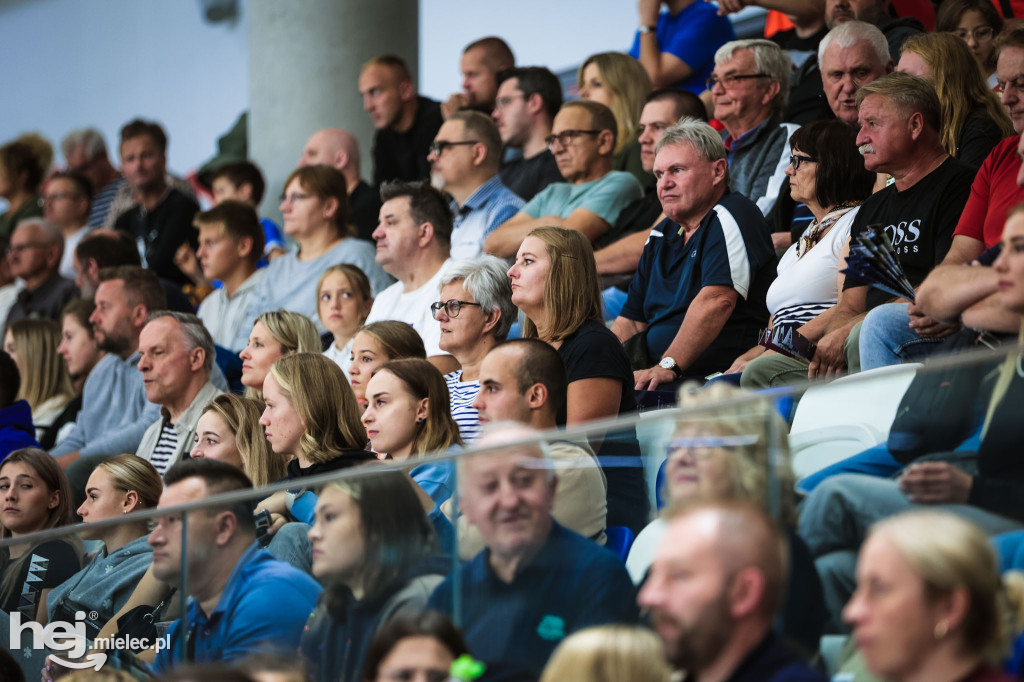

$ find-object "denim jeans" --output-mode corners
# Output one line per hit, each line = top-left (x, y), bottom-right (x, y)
(858, 303), (946, 371)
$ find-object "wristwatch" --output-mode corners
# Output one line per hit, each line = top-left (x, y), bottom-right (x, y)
(638, 24), (656, 34)
(659, 357), (684, 378)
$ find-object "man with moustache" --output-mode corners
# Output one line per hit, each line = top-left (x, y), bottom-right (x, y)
(639, 500), (827, 681)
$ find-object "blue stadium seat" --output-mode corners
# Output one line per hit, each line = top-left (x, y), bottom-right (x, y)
(605, 525), (636, 562)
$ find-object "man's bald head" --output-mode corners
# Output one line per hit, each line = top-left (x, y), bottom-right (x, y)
(667, 500), (787, 619)
(298, 128), (361, 177)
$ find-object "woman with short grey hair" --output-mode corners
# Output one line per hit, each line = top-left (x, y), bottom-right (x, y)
(432, 255), (516, 442)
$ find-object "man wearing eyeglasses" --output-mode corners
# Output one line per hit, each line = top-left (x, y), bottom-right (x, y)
(484, 100), (644, 259)
(710, 40), (798, 218)
(428, 111), (523, 259)
(3, 218), (78, 334)
(42, 172), (93, 280)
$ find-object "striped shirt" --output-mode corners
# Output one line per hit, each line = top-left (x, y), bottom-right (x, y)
(445, 370), (481, 444)
(149, 422), (180, 475)
(87, 176), (125, 228)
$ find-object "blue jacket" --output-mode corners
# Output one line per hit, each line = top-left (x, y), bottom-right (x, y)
(0, 400), (38, 462)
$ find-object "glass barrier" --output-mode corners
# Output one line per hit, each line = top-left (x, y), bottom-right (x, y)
(0, 342), (1019, 681)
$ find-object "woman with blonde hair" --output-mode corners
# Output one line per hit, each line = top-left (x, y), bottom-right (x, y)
(233, 164), (390, 349)
(509, 226), (647, 534)
(898, 33), (1013, 169)
(577, 52), (653, 188)
(361, 358), (462, 506)
(539, 625), (671, 682)
(348, 320), (427, 406)
(844, 510), (1021, 682)
(45, 454), (160, 639)
(261, 353), (374, 480)
(626, 381), (826, 656)
(191, 393), (286, 486)
(3, 319), (75, 445)
(238, 309), (321, 397)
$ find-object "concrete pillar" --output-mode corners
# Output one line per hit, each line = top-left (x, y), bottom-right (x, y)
(248, 0), (418, 222)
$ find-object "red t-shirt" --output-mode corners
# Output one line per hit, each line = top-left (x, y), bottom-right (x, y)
(954, 135), (1024, 249)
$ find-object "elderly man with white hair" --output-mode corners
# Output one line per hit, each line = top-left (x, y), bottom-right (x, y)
(709, 39), (798, 216)
(428, 421), (638, 682)
(134, 310), (223, 475)
(3, 217), (78, 332)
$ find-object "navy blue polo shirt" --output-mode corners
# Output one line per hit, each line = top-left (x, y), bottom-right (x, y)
(621, 192), (775, 377)
(153, 542), (322, 672)
(428, 521), (639, 682)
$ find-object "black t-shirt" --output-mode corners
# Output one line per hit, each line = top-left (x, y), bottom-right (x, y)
(593, 190), (663, 251)
(845, 157), (974, 309)
(957, 110), (1009, 172)
(557, 320), (649, 534)
(770, 25), (827, 52)
(349, 180), (382, 242)
(499, 150), (564, 202)
(2, 540), (81, 620)
(372, 97), (443, 188)
(114, 188), (200, 286)
(284, 450), (379, 482)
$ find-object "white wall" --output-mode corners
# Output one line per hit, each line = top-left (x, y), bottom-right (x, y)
(0, 0), (249, 175)
(0, 0), (636, 178)
(418, 1), (636, 100)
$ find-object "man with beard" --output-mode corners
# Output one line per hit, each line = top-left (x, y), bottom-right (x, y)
(638, 500), (827, 681)
(49, 267), (165, 499)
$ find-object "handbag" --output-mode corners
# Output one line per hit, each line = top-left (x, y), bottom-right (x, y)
(112, 589), (176, 653)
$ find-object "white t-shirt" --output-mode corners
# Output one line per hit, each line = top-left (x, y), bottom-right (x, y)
(323, 337), (354, 375)
(364, 259), (452, 356)
(765, 207), (858, 326)
(198, 269), (266, 351)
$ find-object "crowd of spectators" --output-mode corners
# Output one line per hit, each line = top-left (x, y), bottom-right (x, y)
(5, 1), (1024, 680)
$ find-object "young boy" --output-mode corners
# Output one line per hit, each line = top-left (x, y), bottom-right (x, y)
(209, 161), (286, 262)
(194, 201), (266, 351)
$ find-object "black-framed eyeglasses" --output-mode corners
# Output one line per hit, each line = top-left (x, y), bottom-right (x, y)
(430, 299), (482, 318)
(995, 75), (1024, 94)
(545, 129), (601, 150)
(789, 154), (817, 170)
(954, 26), (994, 42)
(428, 140), (479, 157)
(706, 72), (771, 90)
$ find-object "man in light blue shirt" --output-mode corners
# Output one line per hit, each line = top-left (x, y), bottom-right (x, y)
(484, 100), (644, 258)
(429, 111), (523, 259)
